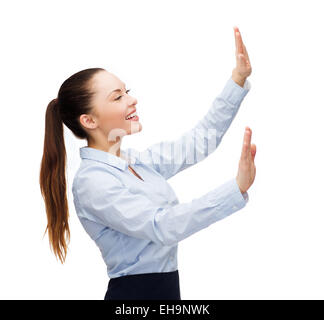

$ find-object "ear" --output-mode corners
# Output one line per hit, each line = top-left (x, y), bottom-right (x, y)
(80, 114), (98, 130)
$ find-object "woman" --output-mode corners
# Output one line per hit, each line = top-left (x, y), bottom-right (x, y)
(39, 26), (256, 300)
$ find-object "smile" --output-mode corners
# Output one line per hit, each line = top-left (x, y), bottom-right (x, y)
(125, 111), (139, 120)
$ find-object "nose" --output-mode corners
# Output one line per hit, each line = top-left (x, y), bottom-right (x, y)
(130, 96), (138, 107)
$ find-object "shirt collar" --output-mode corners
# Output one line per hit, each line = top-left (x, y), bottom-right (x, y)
(79, 146), (137, 171)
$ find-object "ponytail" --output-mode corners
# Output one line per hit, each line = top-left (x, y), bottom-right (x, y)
(39, 67), (105, 263)
(39, 98), (70, 264)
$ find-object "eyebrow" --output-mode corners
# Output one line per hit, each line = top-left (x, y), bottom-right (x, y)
(107, 83), (126, 98)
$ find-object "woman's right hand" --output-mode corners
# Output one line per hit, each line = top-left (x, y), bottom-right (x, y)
(236, 126), (256, 194)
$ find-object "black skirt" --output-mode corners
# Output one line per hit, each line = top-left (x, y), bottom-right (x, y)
(104, 269), (181, 300)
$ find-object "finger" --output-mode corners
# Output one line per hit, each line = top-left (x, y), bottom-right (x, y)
(235, 29), (244, 55)
(251, 143), (256, 161)
(237, 53), (246, 67)
(237, 54), (249, 71)
(233, 26), (238, 54)
(233, 26), (242, 54)
(241, 127), (252, 161)
(237, 51), (251, 71)
(243, 44), (251, 63)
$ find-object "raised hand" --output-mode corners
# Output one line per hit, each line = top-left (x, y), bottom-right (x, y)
(232, 26), (252, 87)
(236, 127), (256, 194)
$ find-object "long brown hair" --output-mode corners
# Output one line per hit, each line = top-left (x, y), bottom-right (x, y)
(39, 67), (105, 263)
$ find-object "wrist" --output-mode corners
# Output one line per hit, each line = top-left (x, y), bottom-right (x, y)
(236, 177), (246, 194)
(231, 69), (247, 88)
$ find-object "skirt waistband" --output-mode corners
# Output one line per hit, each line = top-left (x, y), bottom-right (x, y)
(104, 269), (181, 300)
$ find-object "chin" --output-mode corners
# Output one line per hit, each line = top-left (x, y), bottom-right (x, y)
(128, 121), (142, 135)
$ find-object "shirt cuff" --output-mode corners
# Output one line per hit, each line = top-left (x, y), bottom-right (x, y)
(206, 177), (249, 215)
(242, 191), (249, 202)
(220, 77), (251, 106)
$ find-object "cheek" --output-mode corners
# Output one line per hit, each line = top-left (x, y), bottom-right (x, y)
(102, 108), (127, 130)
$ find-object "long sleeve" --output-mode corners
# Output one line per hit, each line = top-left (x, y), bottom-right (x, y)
(72, 167), (249, 247)
(135, 77), (251, 180)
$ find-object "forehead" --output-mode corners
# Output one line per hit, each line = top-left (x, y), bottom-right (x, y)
(91, 71), (124, 96)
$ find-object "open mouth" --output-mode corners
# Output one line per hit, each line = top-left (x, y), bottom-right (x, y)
(125, 111), (139, 121)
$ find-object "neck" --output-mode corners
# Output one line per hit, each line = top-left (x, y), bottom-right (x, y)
(87, 137), (122, 158)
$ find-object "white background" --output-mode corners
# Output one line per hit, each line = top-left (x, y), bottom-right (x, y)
(1, 0), (323, 299)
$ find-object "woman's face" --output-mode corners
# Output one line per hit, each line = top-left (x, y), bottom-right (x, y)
(82, 70), (142, 142)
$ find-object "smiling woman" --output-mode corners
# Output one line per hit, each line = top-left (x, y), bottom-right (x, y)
(39, 26), (256, 301)
(39, 67), (144, 261)
(82, 70), (142, 152)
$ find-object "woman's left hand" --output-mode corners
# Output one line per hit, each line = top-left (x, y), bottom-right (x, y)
(232, 26), (252, 87)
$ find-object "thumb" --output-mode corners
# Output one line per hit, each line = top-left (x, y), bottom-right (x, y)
(238, 53), (245, 64)
(250, 144), (256, 161)
(238, 53), (250, 69)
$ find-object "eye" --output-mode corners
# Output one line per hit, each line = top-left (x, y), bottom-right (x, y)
(115, 89), (131, 101)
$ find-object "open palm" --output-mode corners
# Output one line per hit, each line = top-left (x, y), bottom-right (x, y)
(233, 26), (252, 79)
(236, 127), (256, 194)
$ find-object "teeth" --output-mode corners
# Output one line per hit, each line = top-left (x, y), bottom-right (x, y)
(126, 111), (137, 120)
